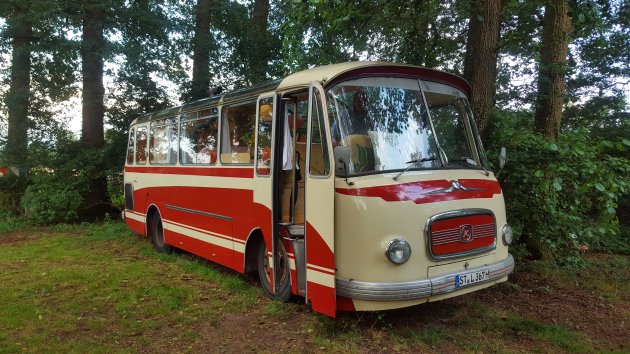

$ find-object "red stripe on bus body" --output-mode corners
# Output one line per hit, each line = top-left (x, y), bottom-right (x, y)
(335, 179), (501, 204)
(306, 265), (336, 276)
(124, 165), (254, 178)
(165, 218), (244, 245)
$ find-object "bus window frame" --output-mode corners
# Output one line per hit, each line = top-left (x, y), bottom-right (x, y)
(178, 109), (220, 166)
(149, 116), (178, 166)
(220, 99), (257, 166)
(255, 94), (277, 178)
(307, 84), (333, 179)
(126, 127), (135, 165)
(135, 124), (149, 165)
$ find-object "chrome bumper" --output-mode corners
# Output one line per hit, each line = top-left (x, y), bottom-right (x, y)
(336, 254), (514, 301)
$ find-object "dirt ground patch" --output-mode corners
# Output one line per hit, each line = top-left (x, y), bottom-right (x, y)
(466, 260), (629, 352)
(0, 230), (48, 245)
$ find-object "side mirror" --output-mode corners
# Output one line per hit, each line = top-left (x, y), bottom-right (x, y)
(499, 147), (507, 169)
(334, 146), (352, 176)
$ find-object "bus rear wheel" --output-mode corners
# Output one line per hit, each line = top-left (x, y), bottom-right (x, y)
(150, 212), (173, 254)
(257, 239), (291, 301)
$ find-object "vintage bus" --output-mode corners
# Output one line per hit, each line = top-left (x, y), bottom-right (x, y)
(123, 61), (514, 317)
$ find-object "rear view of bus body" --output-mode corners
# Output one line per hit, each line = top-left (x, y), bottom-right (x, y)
(123, 62), (514, 317)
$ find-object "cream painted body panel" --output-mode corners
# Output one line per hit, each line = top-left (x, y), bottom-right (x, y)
(124, 170), (253, 192)
(335, 169), (510, 310)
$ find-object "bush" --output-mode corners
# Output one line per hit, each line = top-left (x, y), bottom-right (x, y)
(0, 174), (29, 216)
(21, 171), (83, 224)
(489, 112), (630, 262)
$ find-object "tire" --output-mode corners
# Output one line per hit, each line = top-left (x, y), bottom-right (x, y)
(150, 212), (173, 254)
(257, 239), (292, 301)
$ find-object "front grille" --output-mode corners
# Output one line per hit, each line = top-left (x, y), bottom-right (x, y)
(427, 209), (496, 260)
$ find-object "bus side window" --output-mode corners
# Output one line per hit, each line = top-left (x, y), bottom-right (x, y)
(309, 90), (330, 176)
(126, 127), (135, 165)
(180, 111), (218, 165)
(220, 101), (256, 164)
(135, 126), (148, 165)
(150, 117), (177, 165)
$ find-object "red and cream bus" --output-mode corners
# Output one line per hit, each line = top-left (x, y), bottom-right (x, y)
(123, 62), (514, 317)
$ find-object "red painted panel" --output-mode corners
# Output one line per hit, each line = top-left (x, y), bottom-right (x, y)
(290, 269), (298, 295)
(307, 281), (336, 318)
(133, 189), (149, 216)
(135, 186), (253, 237)
(125, 215), (146, 236)
(305, 222), (336, 316)
(125, 165), (253, 178)
(166, 208), (232, 239)
(305, 222), (335, 270)
(127, 183), (273, 273)
(335, 179), (501, 205)
(336, 296), (356, 312)
(167, 229), (236, 270)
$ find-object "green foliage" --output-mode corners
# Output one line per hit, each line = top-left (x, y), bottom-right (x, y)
(490, 111), (630, 261)
(278, 0), (467, 72)
(0, 173), (29, 215)
(19, 137), (117, 224)
(21, 171), (82, 224)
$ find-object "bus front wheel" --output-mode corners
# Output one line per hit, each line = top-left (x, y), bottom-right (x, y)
(257, 239), (291, 301)
(150, 212), (173, 254)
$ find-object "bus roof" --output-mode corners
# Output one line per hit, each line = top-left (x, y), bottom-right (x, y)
(130, 61), (470, 126)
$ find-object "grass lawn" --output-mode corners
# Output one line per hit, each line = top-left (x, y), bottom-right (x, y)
(0, 221), (628, 353)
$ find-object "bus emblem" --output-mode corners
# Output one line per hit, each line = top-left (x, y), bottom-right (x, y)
(460, 225), (474, 242)
(427, 180), (484, 194)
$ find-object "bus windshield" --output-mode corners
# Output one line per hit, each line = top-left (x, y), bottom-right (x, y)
(327, 77), (483, 175)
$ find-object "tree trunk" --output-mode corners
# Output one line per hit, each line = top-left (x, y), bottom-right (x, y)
(250, 0), (270, 84)
(82, 0), (105, 148)
(190, 0), (212, 100)
(533, 0), (572, 140)
(463, 0), (503, 143)
(5, 3), (33, 168)
(81, 0), (110, 216)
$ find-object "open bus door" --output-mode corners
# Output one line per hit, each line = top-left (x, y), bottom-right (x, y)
(304, 83), (336, 317)
(253, 93), (284, 298)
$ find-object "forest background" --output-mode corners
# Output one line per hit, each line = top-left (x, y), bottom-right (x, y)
(0, 0), (628, 263)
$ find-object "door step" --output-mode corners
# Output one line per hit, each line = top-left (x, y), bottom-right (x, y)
(279, 223), (305, 237)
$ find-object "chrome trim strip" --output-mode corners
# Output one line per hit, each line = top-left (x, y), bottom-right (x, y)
(424, 208), (497, 261)
(165, 204), (232, 221)
(336, 254), (514, 301)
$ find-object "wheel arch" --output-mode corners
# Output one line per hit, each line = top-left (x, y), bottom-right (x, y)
(244, 228), (264, 274)
(145, 204), (161, 238)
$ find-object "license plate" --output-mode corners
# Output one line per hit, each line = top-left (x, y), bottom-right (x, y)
(456, 270), (489, 287)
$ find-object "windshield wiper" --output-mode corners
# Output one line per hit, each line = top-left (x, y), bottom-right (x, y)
(459, 157), (490, 176)
(393, 155), (437, 181)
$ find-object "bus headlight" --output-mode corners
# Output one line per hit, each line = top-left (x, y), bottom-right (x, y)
(502, 224), (513, 246)
(385, 239), (411, 265)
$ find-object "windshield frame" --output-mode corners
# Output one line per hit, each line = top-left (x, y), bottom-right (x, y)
(326, 76), (486, 177)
